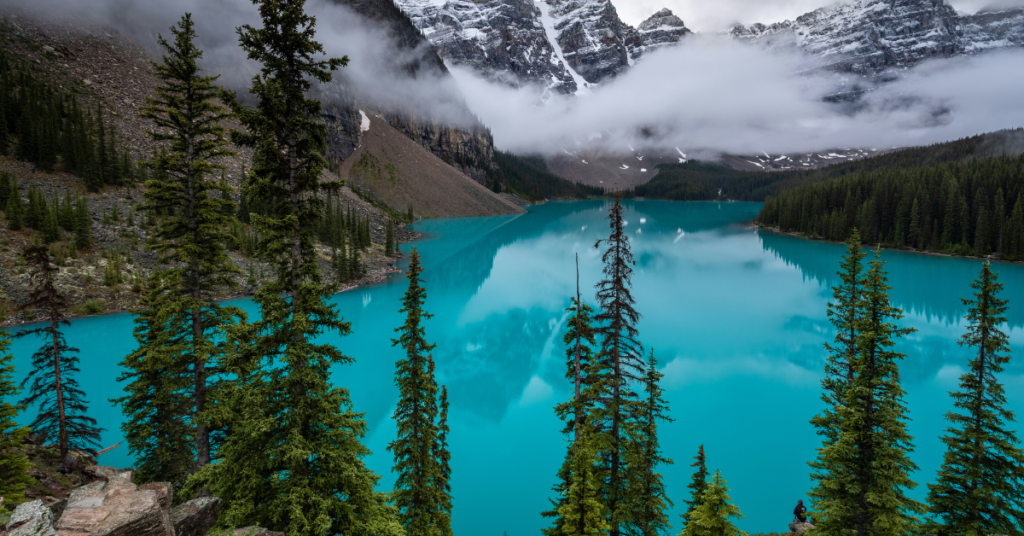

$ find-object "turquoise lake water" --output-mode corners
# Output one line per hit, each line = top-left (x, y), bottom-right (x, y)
(5, 199), (1024, 535)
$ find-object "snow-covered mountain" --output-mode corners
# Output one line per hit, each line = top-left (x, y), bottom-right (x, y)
(730, 0), (1024, 76)
(394, 0), (691, 94)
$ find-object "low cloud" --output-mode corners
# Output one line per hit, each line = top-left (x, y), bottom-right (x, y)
(1, 0), (475, 125)
(451, 35), (1024, 156)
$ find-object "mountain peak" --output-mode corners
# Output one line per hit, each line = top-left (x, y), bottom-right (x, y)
(639, 8), (687, 31)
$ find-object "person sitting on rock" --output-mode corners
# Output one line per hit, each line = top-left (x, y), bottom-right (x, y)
(794, 499), (808, 523)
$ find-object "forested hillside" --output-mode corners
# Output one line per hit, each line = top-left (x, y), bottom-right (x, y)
(757, 153), (1024, 260)
(490, 150), (605, 201)
(633, 129), (1024, 202)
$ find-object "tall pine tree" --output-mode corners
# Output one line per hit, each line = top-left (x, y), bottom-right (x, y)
(389, 248), (451, 536)
(814, 250), (924, 536)
(134, 13), (242, 472)
(808, 229), (865, 525)
(593, 196), (645, 536)
(114, 276), (196, 487)
(186, 2), (386, 534)
(15, 245), (103, 457)
(0, 313), (33, 513)
(681, 445), (708, 529)
(559, 429), (611, 536)
(927, 262), (1024, 536)
(544, 255), (601, 536)
(625, 351), (673, 536)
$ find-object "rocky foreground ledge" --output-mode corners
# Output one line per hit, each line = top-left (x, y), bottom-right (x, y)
(5, 466), (276, 536)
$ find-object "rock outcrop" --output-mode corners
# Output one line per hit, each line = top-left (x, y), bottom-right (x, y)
(393, 0), (691, 90)
(788, 520), (815, 535)
(55, 468), (173, 536)
(731, 0), (1024, 76)
(7, 500), (57, 536)
(7, 468), (223, 536)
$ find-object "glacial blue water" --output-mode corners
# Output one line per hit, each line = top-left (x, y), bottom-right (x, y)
(5, 199), (1024, 535)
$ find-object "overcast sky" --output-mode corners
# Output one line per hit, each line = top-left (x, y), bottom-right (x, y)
(611, 0), (1024, 31)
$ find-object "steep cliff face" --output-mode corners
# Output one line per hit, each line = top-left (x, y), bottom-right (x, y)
(393, 0), (692, 90)
(731, 0), (1024, 75)
(634, 8), (693, 56)
(398, 0), (579, 94)
(324, 0), (497, 183)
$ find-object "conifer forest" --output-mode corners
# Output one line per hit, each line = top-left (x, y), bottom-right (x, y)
(0, 1), (1023, 536)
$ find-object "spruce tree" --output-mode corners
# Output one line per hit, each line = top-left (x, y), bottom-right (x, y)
(559, 430), (611, 536)
(543, 257), (600, 536)
(134, 13), (241, 471)
(681, 445), (708, 529)
(385, 218), (394, 257)
(434, 383), (454, 536)
(626, 351), (673, 536)
(593, 196), (645, 536)
(389, 248), (450, 535)
(0, 314), (33, 513)
(6, 192), (23, 230)
(187, 2), (385, 534)
(15, 245), (103, 457)
(679, 470), (745, 536)
(808, 229), (865, 523)
(113, 276), (196, 487)
(926, 262), (1024, 536)
(815, 250), (923, 536)
(74, 197), (91, 250)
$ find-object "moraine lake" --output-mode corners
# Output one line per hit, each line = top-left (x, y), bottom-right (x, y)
(6, 199), (1024, 535)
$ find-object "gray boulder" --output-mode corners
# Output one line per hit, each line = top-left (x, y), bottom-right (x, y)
(789, 521), (814, 535)
(55, 469), (174, 536)
(7, 500), (57, 536)
(170, 497), (221, 536)
(233, 527), (284, 536)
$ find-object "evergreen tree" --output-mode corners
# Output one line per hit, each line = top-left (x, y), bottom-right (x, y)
(113, 276), (195, 487)
(681, 445), (708, 529)
(386, 219), (394, 257)
(679, 471), (745, 536)
(6, 191), (23, 230)
(134, 13), (242, 472)
(15, 245), (103, 457)
(73, 197), (92, 250)
(814, 250), (924, 536)
(543, 257), (600, 536)
(808, 229), (865, 523)
(593, 196), (645, 536)
(434, 384), (454, 536)
(559, 430), (611, 536)
(187, 2), (385, 534)
(0, 313), (33, 513)
(42, 201), (59, 243)
(389, 248), (449, 535)
(926, 263), (1024, 536)
(625, 351), (674, 536)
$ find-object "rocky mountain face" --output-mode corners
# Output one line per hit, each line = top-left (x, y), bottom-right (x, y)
(393, 0), (691, 93)
(730, 0), (1024, 76)
(326, 0), (498, 183)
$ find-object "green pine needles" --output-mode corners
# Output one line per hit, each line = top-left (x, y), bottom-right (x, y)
(389, 248), (452, 536)
(186, 2), (385, 535)
(626, 351), (674, 536)
(121, 13), (244, 479)
(679, 470), (746, 536)
(927, 262), (1024, 536)
(811, 246), (924, 536)
(593, 196), (646, 536)
(682, 445), (708, 529)
(15, 245), (103, 457)
(559, 429), (611, 536)
(0, 316), (33, 513)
